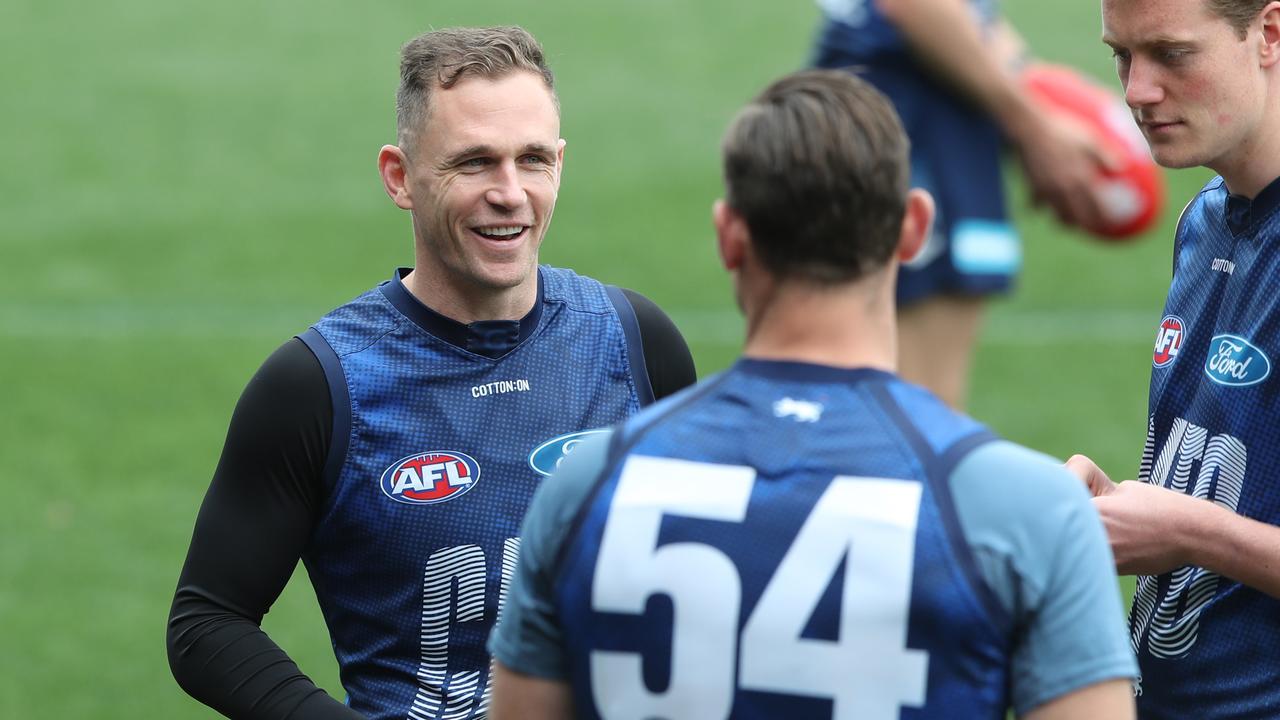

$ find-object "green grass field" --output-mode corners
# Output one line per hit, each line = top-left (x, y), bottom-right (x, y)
(1, 1), (1215, 716)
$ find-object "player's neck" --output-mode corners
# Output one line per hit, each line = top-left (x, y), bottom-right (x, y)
(401, 267), (538, 324)
(1217, 137), (1280, 199)
(740, 278), (896, 372)
(1216, 88), (1280, 198)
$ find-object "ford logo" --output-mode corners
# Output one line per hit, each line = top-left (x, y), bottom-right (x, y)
(1204, 334), (1271, 387)
(528, 429), (609, 477)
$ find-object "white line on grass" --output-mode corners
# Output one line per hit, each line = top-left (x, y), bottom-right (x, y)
(674, 309), (1160, 346)
(0, 303), (1162, 345)
(1, 304), (1159, 346)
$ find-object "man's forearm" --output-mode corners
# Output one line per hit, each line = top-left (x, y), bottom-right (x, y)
(167, 590), (363, 719)
(874, 0), (1039, 138)
(1188, 500), (1280, 599)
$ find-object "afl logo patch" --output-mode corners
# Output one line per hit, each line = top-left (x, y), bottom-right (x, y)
(380, 451), (481, 505)
(1153, 315), (1185, 368)
(1205, 335), (1271, 387)
(529, 430), (609, 477)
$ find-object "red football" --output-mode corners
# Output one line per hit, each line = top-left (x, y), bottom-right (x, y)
(1023, 63), (1165, 241)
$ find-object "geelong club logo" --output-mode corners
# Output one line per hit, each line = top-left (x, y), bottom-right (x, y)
(1204, 334), (1271, 387)
(528, 430), (609, 477)
(380, 451), (481, 505)
(1153, 315), (1185, 368)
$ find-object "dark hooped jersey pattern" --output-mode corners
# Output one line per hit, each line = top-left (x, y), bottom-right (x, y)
(554, 361), (1014, 719)
(299, 266), (648, 720)
(1134, 176), (1280, 718)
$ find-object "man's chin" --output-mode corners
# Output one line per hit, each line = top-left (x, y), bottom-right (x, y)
(1147, 144), (1204, 171)
(474, 262), (540, 292)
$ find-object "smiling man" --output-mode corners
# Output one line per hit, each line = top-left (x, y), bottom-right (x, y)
(166, 27), (694, 720)
(1068, 1), (1280, 717)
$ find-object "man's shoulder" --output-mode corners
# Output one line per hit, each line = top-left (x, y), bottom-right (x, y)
(538, 264), (595, 288)
(880, 376), (993, 458)
(946, 440), (1099, 598)
(950, 441), (1086, 518)
(309, 282), (401, 357)
(1180, 176), (1229, 223)
(538, 265), (612, 311)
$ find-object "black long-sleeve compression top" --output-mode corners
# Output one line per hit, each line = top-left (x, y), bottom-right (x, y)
(167, 288), (696, 719)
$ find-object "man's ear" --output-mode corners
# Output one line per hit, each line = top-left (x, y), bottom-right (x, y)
(554, 138), (567, 190)
(378, 145), (414, 210)
(713, 199), (749, 271)
(1258, 2), (1280, 69)
(897, 188), (935, 263)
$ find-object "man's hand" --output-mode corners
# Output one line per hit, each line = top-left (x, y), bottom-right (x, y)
(1065, 454), (1116, 497)
(1066, 454), (1198, 575)
(1092, 480), (1203, 575)
(1009, 110), (1122, 231)
(1067, 455), (1280, 597)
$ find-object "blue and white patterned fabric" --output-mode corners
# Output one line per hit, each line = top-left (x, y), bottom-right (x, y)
(491, 359), (1135, 718)
(1132, 176), (1280, 719)
(298, 266), (647, 720)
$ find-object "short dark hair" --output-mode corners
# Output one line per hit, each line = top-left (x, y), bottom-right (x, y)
(721, 69), (910, 285)
(396, 26), (556, 151)
(1207, 0), (1271, 38)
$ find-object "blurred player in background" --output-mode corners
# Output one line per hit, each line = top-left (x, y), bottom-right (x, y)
(1068, 1), (1280, 716)
(167, 26), (695, 719)
(487, 69), (1135, 720)
(811, 0), (1118, 409)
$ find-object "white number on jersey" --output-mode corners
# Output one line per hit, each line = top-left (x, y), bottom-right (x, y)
(590, 455), (929, 720)
(408, 538), (519, 720)
(1132, 416), (1246, 658)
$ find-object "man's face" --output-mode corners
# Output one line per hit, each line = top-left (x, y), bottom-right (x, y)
(1103, 0), (1267, 176)
(404, 71), (564, 300)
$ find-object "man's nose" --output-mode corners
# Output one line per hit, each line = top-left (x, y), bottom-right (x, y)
(1124, 58), (1165, 109)
(485, 160), (528, 209)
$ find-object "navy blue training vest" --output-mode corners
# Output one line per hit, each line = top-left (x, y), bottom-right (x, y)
(554, 360), (1011, 719)
(299, 266), (649, 720)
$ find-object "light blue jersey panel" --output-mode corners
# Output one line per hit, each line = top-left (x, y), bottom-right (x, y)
(949, 442), (1134, 714)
